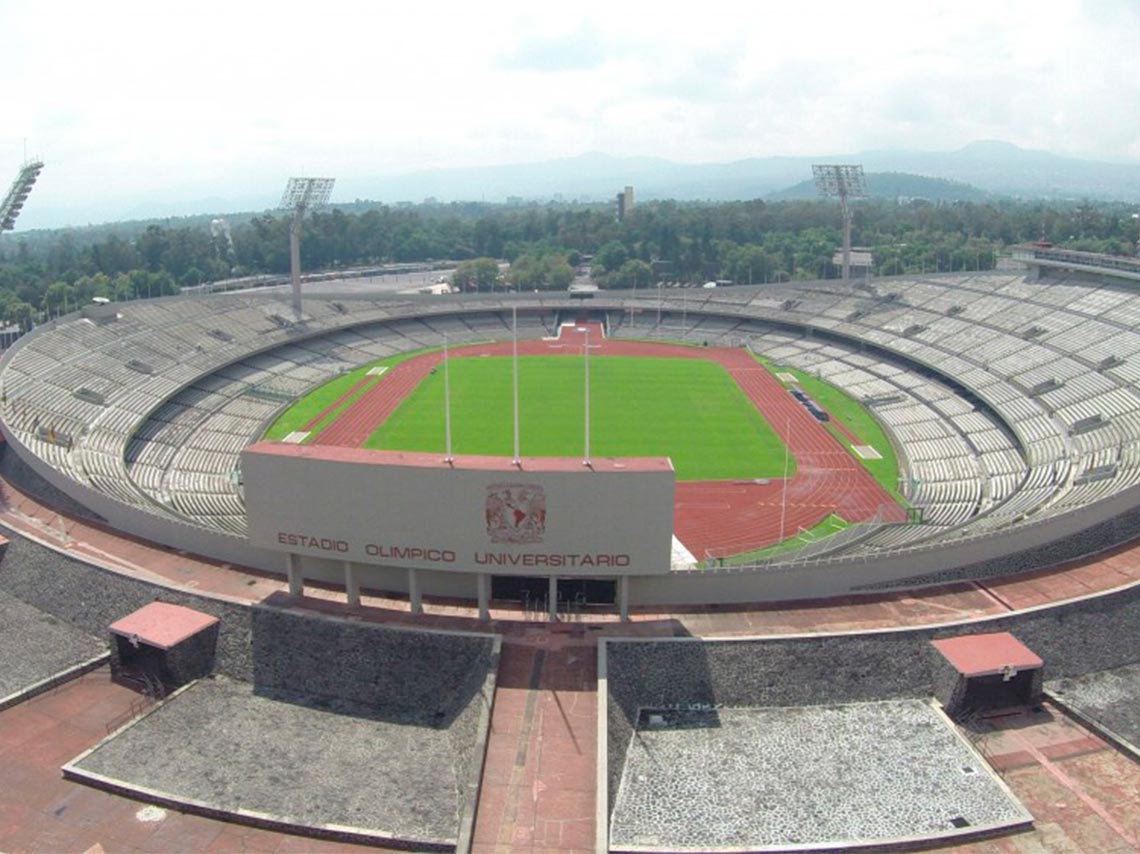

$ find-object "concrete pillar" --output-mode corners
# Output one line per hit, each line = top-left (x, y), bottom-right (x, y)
(408, 568), (423, 614)
(548, 576), (558, 621)
(286, 553), (303, 597)
(619, 576), (630, 621)
(476, 573), (491, 622)
(344, 561), (360, 607)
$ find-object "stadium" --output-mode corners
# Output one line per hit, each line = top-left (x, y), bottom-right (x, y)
(4, 244), (1140, 851)
(4, 247), (1140, 607)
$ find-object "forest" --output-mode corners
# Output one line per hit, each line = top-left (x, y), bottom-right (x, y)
(0, 195), (1136, 330)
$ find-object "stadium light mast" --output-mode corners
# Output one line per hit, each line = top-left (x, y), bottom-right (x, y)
(278, 177), (335, 320)
(812, 164), (866, 282)
(0, 159), (44, 232)
(512, 306), (521, 466)
(443, 332), (453, 463)
(583, 327), (592, 467)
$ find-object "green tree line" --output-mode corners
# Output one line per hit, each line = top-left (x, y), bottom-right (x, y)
(0, 197), (1136, 328)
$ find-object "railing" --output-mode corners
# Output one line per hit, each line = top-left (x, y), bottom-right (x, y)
(1012, 244), (1140, 277)
(104, 669), (165, 735)
(691, 504), (896, 573)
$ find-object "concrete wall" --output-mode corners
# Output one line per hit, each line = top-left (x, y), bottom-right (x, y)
(250, 605), (496, 723)
(244, 443), (675, 577)
(856, 499), (1140, 592)
(0, 448), (106, 524)
(628, 476), (1140, 605)
(247, 602), (499, 851)
(14, 410), (1140, 608)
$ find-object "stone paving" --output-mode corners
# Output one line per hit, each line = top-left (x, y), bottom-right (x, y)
(70, 675), (468, 848)
(610, 700), (1029, 851)
(1047, 662), (1140, 756)
(0, 590), (105, 701)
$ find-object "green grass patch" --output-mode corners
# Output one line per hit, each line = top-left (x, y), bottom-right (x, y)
(754, 354), (905, 502)
(720, 514), (850, 565)
(365, 355), (792, 481)
(262, 349), (436, 441)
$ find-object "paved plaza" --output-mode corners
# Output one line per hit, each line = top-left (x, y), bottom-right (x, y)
(610, 699), (1030, 851)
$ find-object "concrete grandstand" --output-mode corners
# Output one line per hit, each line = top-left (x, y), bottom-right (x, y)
(3, 267), (1140, 605)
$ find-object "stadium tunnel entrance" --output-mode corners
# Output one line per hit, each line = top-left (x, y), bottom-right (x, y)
(492, 575), (617, 608)
(553, 308), (610, 333)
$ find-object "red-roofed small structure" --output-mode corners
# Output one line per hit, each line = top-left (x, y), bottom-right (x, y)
(931, 632), (1043, 719)
(109, 602), (221, 692)
(109, 602), (219, 650)
(931, 632), (1043, 677)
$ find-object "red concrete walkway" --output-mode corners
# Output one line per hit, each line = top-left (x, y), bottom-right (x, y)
(941, 703), (1140, 852)
(472, 635), (598, 853)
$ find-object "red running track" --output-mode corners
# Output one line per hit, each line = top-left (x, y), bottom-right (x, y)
(302, 374), (375, 432)
(314, 323), (907, 558)
(313, 354), (444, 447)
(675, 348), (907, 559)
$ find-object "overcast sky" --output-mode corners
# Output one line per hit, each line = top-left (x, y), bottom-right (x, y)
(2, 0), (1138, 229)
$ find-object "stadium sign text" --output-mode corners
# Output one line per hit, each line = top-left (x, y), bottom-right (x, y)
(474, 551), (630, 568)
(367, 544), (457, 563)
(272, 532), (631, 569)
(276, 532), (349, 553)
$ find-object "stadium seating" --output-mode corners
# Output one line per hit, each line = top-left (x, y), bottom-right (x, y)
(3, 269), (1140, 571)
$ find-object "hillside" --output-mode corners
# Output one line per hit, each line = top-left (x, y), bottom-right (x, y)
(769, 172), (990, 202)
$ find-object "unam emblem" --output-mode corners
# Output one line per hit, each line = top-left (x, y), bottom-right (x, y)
(486, 483), (546, 544)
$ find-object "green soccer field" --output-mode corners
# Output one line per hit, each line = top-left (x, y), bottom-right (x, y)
(363, 355), (792, 481)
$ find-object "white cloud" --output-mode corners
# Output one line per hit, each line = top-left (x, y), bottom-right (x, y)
(2, 0), (1139, 227)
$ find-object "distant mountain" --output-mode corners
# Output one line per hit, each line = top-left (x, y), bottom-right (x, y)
(770, 172), (991, 202)
(346, 152), (798, 205)
(11, 141), (1140, 232)
(348, 152), (809, 205)
(853, 141), (1140, 201)
(346, 142), (1140, 205)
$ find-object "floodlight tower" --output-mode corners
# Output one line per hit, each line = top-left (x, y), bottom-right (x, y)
(278, 177), (335, 319)
(812, 164), (866, 282)
(0, 159), (44, 232)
